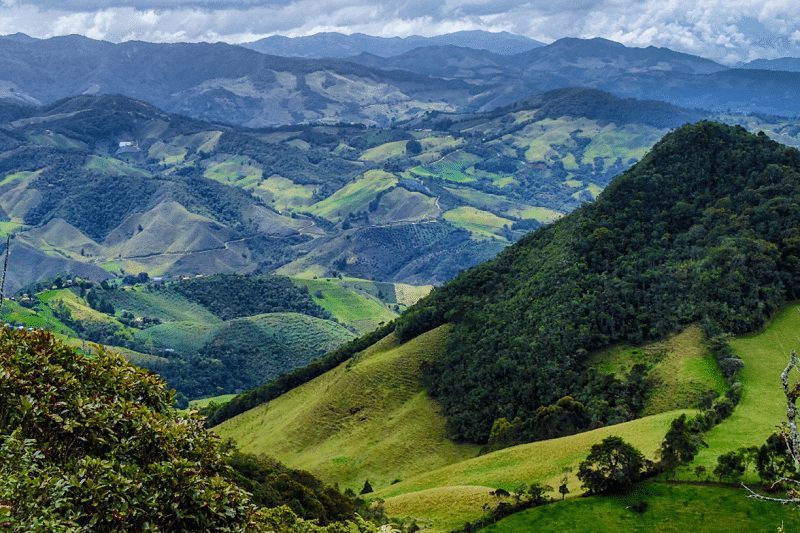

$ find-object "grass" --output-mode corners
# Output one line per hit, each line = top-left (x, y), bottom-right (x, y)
(378, 411), (690, 531)
(370, 188), (440, 224)
(203, 156), (262, 187)
(137, 320), (218, 355)
(0, 169), (43, 187)
(0, 221), (25, 237)
(148, 141), (187, 165)
(359, 140), (409, 162)
(307, 169), (398, 221)
(444, 188), (561, 225)
(210, 297), (800, 531)
(0, 300), (77, 336)
(85, 155), (150, 177)
(443, 206), (512, 240)
(213, 326), (480, 492)
(189, 394), (237, 410)
(684, 303), (800, 475)
(292, 277), (397, 334)
(484, 481), (800, 532)
(590, 326), (728, 416)
(422, 152), (481, 183)
(392, 283), (433, 307)
(507, 206), (563, 224)
(256, 176), (316, 211)
(106, 287), (221, 324)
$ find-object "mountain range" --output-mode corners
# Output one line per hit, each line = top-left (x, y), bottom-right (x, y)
(10, 89), (782, 293)
(0, 34), (798, 130)
(243, 30), (544, 57)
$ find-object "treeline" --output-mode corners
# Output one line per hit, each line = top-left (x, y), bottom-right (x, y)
(171, 274), (330, 320)
(397, 122), (800, 443)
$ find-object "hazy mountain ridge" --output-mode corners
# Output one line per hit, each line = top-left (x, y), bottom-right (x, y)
(243, 30), (544, 58)
(0, 35), (474, 128)
(0, 34), (798, 128)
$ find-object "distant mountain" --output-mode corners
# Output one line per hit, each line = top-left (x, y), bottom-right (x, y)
(517, 37), (726, 75)
(243, 30), (543, 58)
(0, 32), (38, 43)
(350, 37), (800, 116)
(3, 89), (764, 292)
(0, 35), (474, 127)
(741, 57), (800, 72)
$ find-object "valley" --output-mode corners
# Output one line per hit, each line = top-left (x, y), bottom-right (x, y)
(3, 21), (800, 532)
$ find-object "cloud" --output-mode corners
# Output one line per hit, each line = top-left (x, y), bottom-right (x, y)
(0, 0), (797, 63)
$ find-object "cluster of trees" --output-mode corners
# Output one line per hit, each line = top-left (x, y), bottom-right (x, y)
(171, 274), (330, 320)
(0, 328), (376, 531)
(396, 122), (800, 443)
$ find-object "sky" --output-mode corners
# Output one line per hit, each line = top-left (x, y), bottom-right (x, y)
(0, 1), (798, 64)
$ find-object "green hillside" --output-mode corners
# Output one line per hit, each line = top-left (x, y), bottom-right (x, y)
(2, 275), (362, 399)
(216, 304), (800, 532)
(395, 122), (800, 444)
(215, 124), (800, 531)
(485, 482), (800, 532)
(215, 326), (480, 490)
(685, 303), (800, 474)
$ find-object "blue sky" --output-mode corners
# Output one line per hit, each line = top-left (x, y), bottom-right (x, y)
(0, 0), (797, 64)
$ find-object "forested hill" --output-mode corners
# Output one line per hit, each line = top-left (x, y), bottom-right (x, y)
(394, 122), (800, 442)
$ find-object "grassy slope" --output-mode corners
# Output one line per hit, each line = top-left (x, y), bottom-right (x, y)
(485, 481), (800, 532)
(215, 305), (800, 531)
(685, 303), (800, 475)
(590, 326), (728, 416)
(189, 394), (237, 409)
(292, 278), (397, 334)
(214, 326), (480, 491)
(307, 170), (398, 221)
(443, 206), (512, 240)
(485, 305), (800, 531)
(378, 411), (689, 532)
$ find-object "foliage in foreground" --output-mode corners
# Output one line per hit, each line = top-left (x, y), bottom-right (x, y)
(0, 328), (374, 531)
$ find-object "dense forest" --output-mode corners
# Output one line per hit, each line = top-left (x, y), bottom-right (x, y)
(396, 122), (800, 443)
(171, 274), (330, 320)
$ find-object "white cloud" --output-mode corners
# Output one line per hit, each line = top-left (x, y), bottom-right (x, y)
(0, 0), (797, 63)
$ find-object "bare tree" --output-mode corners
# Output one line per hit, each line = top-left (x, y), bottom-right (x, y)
(742, 350), (800, 504)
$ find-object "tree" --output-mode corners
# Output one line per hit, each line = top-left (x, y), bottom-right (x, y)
(659, 414), (706, 476)
(405, 140), (422, 155)
(0, 329), (252, 530)
(526, 483), (552, 504)
(577, 436), (646, 494)
(694, 465), (707, 480)
(360, 479), (373, 495)
(714, 451), (745, 482)
(558, 467), (572, 500)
